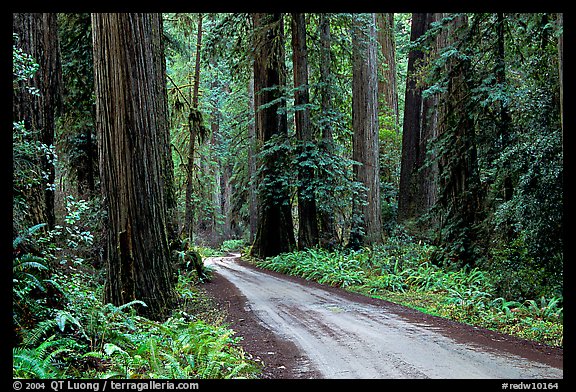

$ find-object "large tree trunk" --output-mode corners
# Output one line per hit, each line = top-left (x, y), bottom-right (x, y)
(436, 15), (483, 265)
(13, 13), (61, 230)
(397, 13), (430, 226)
(291, 13), (319, 250)
(350, 13), (383, 247)
(92, 13), (175, 320)
(317, 13), (338, 249)
(250, 13), (296, 259)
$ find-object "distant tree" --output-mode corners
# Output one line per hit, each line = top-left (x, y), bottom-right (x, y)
(376, 13), (399, 133)
(291, 13), (319, 249)
(184, 13), (204, 242)
(250, 13), (296, 258)
(57, 13), (97, 199)
(248, 74), (258, 243)
(91, 13), (176, 319)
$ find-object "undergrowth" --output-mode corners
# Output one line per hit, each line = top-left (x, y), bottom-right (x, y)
(13, 198), (260, 379)
(254, 238), (563, 348)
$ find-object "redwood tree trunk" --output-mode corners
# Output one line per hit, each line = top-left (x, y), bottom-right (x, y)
(436, 15), (483, 265)
(398, 13), (429, 225)
(13, 13), (61, 230)
(250, 13), (296, 258)
(376, 13), (399, 133)
(248, 74), (258, 243)
(317, 13), (338, 248)
(558, 13), (563, 141)
(350, 13), (383, 247)
(92, 13), (175, 319)
(291, 13), (319, 249)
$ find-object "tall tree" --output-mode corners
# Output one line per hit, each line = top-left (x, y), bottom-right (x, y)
(558, 13), (563, 142)
(13, 13), (61, 230)
(349, 13), (383, 247)
(291, 13), (319, 249)
(317, 13), (338, 248)
(250, 13), (296, 258)
(376, 13), (399, 133)
(183, 13), (204, 241)
(247, 73), (258, 243)
(397, 13), (430, 226)
(435, 14), (483, 264)
(91, 13), (176, 319)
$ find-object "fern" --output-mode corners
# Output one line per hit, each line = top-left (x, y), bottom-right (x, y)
(13, 335), (78, 378)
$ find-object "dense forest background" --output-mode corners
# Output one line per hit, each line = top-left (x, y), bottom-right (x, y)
(13, 12), (563, 379)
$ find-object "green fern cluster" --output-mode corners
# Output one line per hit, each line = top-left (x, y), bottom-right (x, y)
(14, 269), (260, 379)
(13, 219), (261, 379)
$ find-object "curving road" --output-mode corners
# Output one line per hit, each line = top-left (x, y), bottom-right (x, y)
(205, 255), (563, 379)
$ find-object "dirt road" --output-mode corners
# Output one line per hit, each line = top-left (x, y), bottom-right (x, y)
(204, 255), (563, 379)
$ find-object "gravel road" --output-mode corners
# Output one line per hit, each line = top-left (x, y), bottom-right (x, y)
(205, 255), (563, 379)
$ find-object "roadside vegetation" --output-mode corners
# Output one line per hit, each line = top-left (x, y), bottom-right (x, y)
(13, 205), (261, 379)
(252, 234), (563, 348)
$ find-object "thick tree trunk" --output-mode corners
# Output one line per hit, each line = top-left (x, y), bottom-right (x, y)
(13, 13), (61, 230)
(398, 13), (429, 225)
(496, 13), (513, 203)
(250, 13), (296, 259)
(436, 15), (483, 265)
(350, 13), (383, 247)
(92, 13), (175, 319)
(317, 13), (338, 249)
(291, 13), (319, 250)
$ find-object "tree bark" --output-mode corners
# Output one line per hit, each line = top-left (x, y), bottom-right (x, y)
(376, 13), (399, 133)
(248, 74), (258, 243)
(250, 13), (296, 258)
(13, 13), (61, 230)
(436, 14), (483, 265)
(92, 13), (175, 319)
(183, 14), (203, 241)
(398, 13), (429, 225)
(558, 13), (563, 145)
(350, 13), (383, 247)
(317, 13), (338, 249)
(291, 13), (319, 250)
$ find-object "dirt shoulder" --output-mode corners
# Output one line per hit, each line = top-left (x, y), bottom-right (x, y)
(201, 269), (322, 379)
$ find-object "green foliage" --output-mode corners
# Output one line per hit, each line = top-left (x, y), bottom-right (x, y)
(220, 239), (245, 253)
(13, 252), (259, 379)
(484, 232), (561, 301)
(12, 33), (39, 91)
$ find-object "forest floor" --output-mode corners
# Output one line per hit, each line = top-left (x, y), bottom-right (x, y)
(201, 254), (563, 379)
